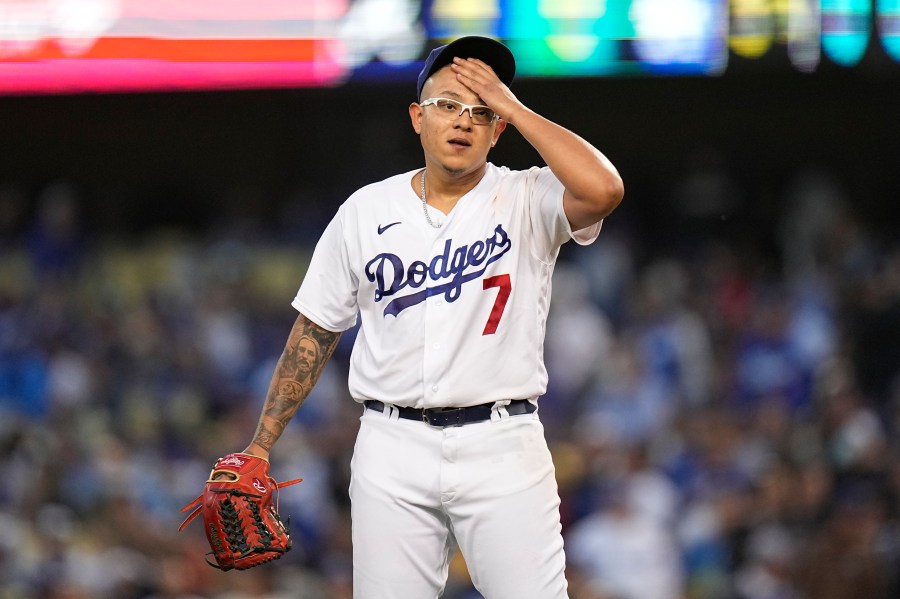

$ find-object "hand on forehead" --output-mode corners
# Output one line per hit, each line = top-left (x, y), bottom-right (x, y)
(421, 63), (483, 104)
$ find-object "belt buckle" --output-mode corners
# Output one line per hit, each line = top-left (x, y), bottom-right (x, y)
(424, 407), (465, 427)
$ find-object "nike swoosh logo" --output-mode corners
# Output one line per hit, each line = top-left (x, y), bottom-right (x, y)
(377, 222), (402, 235)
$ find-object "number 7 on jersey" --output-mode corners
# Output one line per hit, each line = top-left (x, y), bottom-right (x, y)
(482, 274), (511, 335)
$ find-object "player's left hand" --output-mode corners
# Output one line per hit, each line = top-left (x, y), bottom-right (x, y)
(450, 57), (525, 124)
(179, 453), (303, 571)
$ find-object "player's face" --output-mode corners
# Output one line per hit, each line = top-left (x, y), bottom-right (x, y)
(410, 65), (505, 178)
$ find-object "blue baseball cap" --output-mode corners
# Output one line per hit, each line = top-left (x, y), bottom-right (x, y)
(416, 36), (516, 101)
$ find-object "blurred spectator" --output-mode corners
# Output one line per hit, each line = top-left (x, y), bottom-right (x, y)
(794, 482), (893, 599)
(571, 228), (637, 324)
(567, 463), (684, 599)
(732, 286), (814, 414)
(734, 524), (799, 599)
(777, 167), (845, 279)
(544, 263), (615, 432)
(581, 336), (675, 448)
(634, 258), (714, 407)
(24, 181), (86, 280)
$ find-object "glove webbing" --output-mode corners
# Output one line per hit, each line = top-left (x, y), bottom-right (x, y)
(206, 490), (291, 570)
(218, 490), (281, 551)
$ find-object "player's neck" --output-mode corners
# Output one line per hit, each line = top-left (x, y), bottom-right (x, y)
(421, 164), (486, 210)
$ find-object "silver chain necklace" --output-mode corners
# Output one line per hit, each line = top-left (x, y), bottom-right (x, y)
(420, 170), (442, 229)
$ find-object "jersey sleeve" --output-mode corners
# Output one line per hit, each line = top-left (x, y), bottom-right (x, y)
(292, 205), (359, 332)
(524, 166), (602, 260)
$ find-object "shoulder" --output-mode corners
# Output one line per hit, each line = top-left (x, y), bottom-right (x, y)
(328, 170), (417, 236)
(488, 164), (562, 204)
(490, 163), (555, 186)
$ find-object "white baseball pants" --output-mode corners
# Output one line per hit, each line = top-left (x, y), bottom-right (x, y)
(349, 403), (569, 598)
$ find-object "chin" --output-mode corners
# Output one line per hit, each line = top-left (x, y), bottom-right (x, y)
(439, 159), (485, 178)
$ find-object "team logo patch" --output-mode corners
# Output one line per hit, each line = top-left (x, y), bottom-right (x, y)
(365, 224), (511, 316)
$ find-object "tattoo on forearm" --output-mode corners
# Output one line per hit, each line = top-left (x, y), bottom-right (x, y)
(255, 427), (279, 452)
(251, 314), (341, 451)
(277, 379), (305, 399)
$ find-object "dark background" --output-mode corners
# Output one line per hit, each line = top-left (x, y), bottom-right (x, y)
(2, 61), (897, 243)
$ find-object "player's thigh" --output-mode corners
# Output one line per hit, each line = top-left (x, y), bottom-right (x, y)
(350, 411), (454, 598)
(451, 416), (569, 599)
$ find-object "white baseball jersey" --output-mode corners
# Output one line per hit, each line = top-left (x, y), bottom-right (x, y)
(293, 162), (600, 408)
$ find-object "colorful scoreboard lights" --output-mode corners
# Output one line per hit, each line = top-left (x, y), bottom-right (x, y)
(1, 0), (899, 95)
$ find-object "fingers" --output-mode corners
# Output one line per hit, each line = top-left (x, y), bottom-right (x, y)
(450, 56), (522, 123)
(450, 56), (499, 89)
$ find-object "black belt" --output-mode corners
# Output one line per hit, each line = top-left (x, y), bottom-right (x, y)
(364, 399), (536, 427)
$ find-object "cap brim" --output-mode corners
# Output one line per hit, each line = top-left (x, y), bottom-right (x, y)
(417, 36), (515, 100)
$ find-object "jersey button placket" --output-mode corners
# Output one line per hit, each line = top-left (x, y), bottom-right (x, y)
(423, 289), (445, 405)
(423, 234), (452, 405)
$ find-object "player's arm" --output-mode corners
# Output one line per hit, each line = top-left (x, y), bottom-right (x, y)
(451, 57), (624, 230)
(243, 312), (342, 459)
(510, 110), (623, 231)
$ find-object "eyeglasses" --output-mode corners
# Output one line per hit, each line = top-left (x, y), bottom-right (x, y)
(419, 97), (499, 125)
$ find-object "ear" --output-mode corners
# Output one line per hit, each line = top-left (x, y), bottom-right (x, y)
(490, 118), (507, 147)
(409, 102), (423, 134)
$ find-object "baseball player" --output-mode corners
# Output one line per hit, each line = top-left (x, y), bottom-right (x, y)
(240, 36), (624, 597)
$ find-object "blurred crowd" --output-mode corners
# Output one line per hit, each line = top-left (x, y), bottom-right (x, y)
(1, 164), (899, 599)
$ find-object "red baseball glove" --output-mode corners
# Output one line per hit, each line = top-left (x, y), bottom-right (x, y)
(179, 453), (302, 571)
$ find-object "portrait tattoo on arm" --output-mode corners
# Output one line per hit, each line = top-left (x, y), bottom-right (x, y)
(252, 314), (341, 451)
